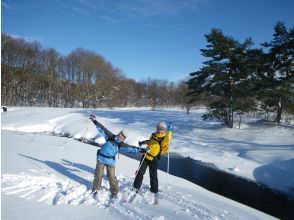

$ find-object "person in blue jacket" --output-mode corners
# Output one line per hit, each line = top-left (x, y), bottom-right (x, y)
(89, 114), (146, 198)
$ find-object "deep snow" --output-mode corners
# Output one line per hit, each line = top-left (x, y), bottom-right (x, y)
(2, 107), (292, 219)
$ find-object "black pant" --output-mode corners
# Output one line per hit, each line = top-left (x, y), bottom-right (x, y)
(133, 157), (158, 193)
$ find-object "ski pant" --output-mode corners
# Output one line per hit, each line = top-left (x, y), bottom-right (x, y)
(133, 157), (158, 193)
(92, 160), (119, 195)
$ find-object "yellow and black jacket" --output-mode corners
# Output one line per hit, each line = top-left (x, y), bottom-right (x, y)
(143, 130), (173, 161)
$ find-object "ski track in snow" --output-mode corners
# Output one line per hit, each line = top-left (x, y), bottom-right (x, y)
(1, 169), (236, 220)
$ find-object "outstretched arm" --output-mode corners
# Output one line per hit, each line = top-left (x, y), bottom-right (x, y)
(90, 115), (115, 140)
(138, 140), (150, 147)
(119, 142), (146, 153)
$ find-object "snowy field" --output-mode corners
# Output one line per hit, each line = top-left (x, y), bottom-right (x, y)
(1, 107), (293, 219)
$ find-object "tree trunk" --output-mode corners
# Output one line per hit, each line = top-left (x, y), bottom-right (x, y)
(275, 98), (282, 124)
(229, 79), (234, 128)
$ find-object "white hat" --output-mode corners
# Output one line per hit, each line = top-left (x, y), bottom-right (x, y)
(119, 129), (129, 139)
(157, 122), (167, 130)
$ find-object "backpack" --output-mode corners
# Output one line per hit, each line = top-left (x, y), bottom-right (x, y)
(151, 133), (165, 161)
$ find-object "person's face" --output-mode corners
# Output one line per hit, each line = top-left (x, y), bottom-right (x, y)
(117, 133), (126, 141)
(156, 126), (166, 135)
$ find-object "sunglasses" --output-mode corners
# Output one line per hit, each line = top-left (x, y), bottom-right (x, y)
(156, 127), (166, 132)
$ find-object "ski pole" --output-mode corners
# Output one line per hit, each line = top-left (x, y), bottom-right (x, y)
(71, 122), (90, 167)
(134, 153), (147, 177)
(81, 126), (89, 143)
(167, 121), (173, 175)
(123, 152), (147, 203)
(167, 150), (170, 174)
(123, 153), (147, 203)
(80, 110), (95, 144)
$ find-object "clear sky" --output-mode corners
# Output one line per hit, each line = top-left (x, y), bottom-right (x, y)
(2, 0), (294, 82)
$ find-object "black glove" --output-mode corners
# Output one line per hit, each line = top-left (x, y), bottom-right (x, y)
(139, 148), (146, 153)
(138, 141), (144, 147)
(139, 147), (149, 153)
(89, 114), (96, 121)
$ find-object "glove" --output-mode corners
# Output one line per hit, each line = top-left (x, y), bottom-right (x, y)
(138, 141), (144, 147)
(89, 114), (96, 121)
(139, 148), (146, 153)
(139, 147), (149, 153)
(167, 122), (173, 132)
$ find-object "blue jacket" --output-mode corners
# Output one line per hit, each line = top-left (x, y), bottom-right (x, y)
(93, 120), (141, 166)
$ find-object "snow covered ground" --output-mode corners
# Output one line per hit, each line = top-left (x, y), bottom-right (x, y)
(1, 107), (293, 219)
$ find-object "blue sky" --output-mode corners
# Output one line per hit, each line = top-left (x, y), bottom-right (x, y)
(2, 0), (294, 82)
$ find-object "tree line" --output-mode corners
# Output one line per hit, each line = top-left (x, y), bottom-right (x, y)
(1, 33), (188, 109)
(187, 21), (294, 127)
(2, 21), (293, 127)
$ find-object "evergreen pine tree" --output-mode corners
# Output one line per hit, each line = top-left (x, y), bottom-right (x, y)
(187, 29), (257, 128)
(260, 22), (294, 123)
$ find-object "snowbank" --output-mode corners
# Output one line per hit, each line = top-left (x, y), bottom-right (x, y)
(2, 107), (293, 197)
(2, 129), (275, 219)
(2, 106), (293, 219)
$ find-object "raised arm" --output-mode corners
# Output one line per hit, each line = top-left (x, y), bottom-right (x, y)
(161, 122), (173, 154)
(90, 115), (115, 140)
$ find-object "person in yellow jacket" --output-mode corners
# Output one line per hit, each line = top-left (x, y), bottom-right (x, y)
(132, 121), (173, 195)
